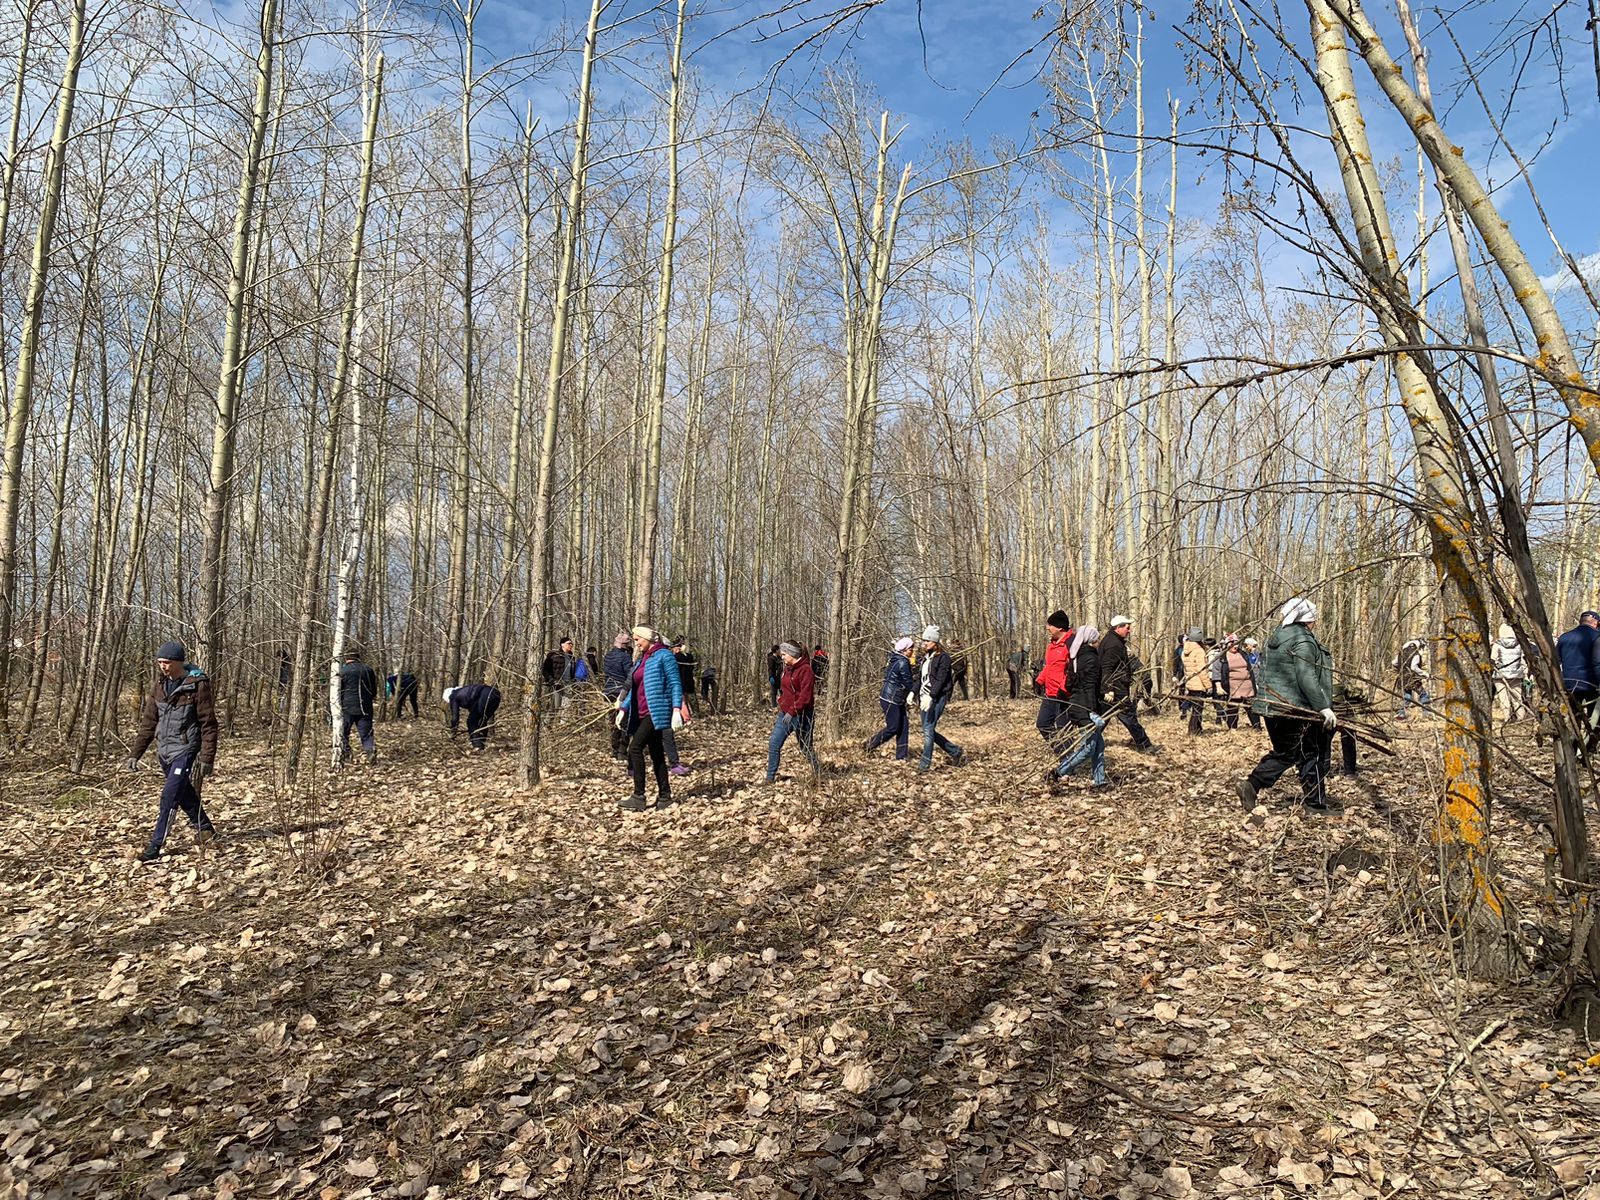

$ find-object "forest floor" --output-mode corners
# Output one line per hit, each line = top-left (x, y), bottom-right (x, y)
(2, 698), (1598, 1200)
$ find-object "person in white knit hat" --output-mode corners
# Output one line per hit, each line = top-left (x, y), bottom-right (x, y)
(915, 627), (965, 772)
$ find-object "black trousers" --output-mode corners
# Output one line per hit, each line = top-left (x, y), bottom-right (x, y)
(1247, 715), (1328, 807)
(466, 694), (500, 749)
(395, 681), (418, 717)
(1037, 697), (1071, 749)
(701, 678), (719, 711)
(1007, 670), (1020, 700)
(628, 714), (670, 799)
(1110, 688), (1151, 748)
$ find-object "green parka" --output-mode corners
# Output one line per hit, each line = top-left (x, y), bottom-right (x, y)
(1251, 622), (1332, 717)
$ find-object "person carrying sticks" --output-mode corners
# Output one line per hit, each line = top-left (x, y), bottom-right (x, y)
(1236, 597), (1336, 814)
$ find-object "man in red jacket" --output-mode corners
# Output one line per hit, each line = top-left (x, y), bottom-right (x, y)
(765, 642), (819, 782)
(1035, 610), (1074, 750)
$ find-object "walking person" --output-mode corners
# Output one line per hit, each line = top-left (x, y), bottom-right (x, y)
(1180, 629), (1211, 735)
(1100, 616), (1156, 752)
(1216, 635), (1259, 730)
(601, 632), (634, 760)
(617, 626), (684, 810)
(663, 638), (695, 777)
(864, 636), (915, 761)
(1035, 611), (1075, 750)
(336, 646), (379, 764)
(699, 661), (719, 712)
(765, 642), (819, 782)
(1491, 624), (1530, 723)
(1005, 646), (1026, 700)
(1051, 625), (1109, 787)
(1394, 636), (1432, 718)
(1557, 610), (1600, 748)
(444, 682), (502, 750)
(916, 626), (965, 772)
(1236, 598), (1336, 814)
(125, 639), (219, 863)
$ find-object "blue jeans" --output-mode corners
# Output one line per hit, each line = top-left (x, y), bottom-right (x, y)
(149, 755), (213, 849)
(920, 696), (961, 768)
(1055, 722), (1106, 784)
(1400, 688), (1432, 716)
(865, 698), (909, 758)
(768, 710), (817, 779)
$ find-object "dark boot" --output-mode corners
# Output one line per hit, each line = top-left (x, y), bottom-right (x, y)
(1236, 779), (1259, 812)
(138, 844), (162, 863)
(620, 794), (647, 812)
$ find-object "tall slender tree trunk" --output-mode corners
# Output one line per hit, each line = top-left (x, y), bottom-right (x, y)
(197, 0), (278, 673)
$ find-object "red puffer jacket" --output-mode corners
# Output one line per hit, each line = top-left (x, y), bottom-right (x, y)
(1035, 631), (1074, 699)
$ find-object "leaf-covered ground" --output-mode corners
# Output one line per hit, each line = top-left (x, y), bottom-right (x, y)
(3, 699), (1598, 1199)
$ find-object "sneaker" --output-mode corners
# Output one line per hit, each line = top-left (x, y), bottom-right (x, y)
(620, 795), (647, 812)
(669, 764), (691, 777)
(760, 775), (777, 785)
(196, 830), (216, 848)
(1090, 778), (1113, 790)
(1236, 779), (1259, 812)
(655, 794), (672, 810)
(1134, 742), (1159, 755)
(948, 749), (966, 766)
(138, 845), (162, 864)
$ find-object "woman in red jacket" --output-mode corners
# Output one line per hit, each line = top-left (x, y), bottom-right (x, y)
(765, 643), (819, 783)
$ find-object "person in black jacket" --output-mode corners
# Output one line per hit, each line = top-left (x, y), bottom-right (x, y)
(601, 632), (633, 759)
(864, 636), (916, 760)
(1099, 616), (1155, 753)
(385, 669), (419, 718)
(767, 645), (782, 707)
(337, 647), (379, 764)
(916, 626), (965, 771)
(444, 683), (501, 750)
(1051, 626), (1110, 787)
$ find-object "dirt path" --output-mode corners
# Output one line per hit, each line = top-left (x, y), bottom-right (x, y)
(1, 700), (1595, 1198)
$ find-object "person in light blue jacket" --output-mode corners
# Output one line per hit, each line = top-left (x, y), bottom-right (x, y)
(616, 625), (685, 811)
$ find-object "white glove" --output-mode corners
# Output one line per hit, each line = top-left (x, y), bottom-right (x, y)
(1320, 708), (1337, 730)
(614, 708), (625, 730)
(671, 709), (684, 731)
(919, 695), (932, 713)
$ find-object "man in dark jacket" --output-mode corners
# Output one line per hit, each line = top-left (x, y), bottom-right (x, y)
(126, 639), (219, 862)
(445, 683), (502, 750)
(1237, 598), (1334, 814)
(602, 632), (634, 759)
(766, 643), (819, 782)
(1006, 647), (1026, 700)
(337, 647), (379, 764)
(1557, 610), (1600, 745)
(673, 639), (699, 701)
(1035, 611), (1074, 749)
(1100, 615), (1156, 753)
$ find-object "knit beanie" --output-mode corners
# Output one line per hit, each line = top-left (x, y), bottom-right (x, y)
(894, 636), (914, 653)
(922, 625), (941, 642)
(1046, 610), (1069, 631)
(631, 625), (656, 643)
(156, 639), (186, 662)
(779, 642), (802, 658)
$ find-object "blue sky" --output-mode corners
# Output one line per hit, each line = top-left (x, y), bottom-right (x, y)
(469, 0), (1597, 298)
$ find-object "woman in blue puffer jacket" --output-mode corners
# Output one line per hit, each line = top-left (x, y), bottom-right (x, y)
(863, 636), (916, 760)
(616, 625), (685, 811)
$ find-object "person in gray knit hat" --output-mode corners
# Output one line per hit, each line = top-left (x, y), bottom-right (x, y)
(125, 638), (219, 862)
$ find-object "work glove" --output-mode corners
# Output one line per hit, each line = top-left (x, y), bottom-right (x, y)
(919, 695), (932, 713)
(189, 761), (213, 788)
(614, 708), (626, 731)
(124, 756), (141, 773)
(1319, 708), (1338, 730)
(671, 709), (685, 731)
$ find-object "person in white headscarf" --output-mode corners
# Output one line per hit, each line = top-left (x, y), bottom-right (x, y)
(1051, 625), (1110, 787)
(1236, 597), (1335, 814)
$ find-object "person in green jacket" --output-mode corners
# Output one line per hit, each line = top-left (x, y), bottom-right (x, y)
(1236, 597), (1335, 813)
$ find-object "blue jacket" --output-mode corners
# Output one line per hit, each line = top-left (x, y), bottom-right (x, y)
(447, 683), (500, 728)
(879, 651), (914, 705)
(1557, 624), (1600, 692)
(601, 646), (633, 697)
(618, 644), (683, 722)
